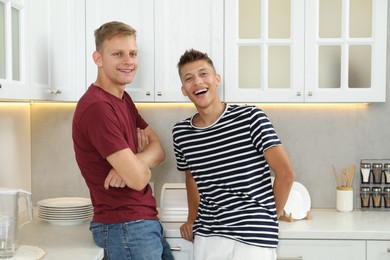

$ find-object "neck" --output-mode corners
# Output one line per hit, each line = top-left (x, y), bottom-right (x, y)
(193, 101), (226, 127)
(94, 76), (125, 99)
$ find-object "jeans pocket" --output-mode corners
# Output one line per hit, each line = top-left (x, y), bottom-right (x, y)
(90, 221), (108, 249)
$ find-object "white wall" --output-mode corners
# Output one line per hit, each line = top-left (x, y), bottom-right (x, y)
(0, 103), (31, 192)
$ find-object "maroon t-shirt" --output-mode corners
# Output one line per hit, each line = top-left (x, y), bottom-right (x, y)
(72, 84), (158, 223)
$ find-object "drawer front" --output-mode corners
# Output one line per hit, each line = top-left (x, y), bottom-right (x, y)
(166, 238), (194, 260)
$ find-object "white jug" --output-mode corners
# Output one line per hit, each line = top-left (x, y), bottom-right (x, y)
(0, 188), (33, 258)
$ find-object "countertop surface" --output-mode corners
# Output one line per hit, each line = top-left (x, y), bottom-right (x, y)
(16, 208), (390, 259)
(162, 209), (390, 240)
(18, 209), (103, 260)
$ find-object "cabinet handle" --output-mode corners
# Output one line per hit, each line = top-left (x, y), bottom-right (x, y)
(157, 91), (162, 96)
(307, 91), (313, 96)
(50, 89), (62, 95)
(146, 91), (151, 96)
(170, 246), (181, 251)
(296, 91), (301, 96)
(277, 257), (303, 260)
(387, 248), (390, 253)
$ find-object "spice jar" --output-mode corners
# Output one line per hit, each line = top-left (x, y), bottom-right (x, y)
(360, 163), (371, 184)
(360, 187), (370, 209)
(383, 163), (390, 184)
(371, 187), (382, 208)
(372, 163), (383, 184)
(384, 187), (390, 208)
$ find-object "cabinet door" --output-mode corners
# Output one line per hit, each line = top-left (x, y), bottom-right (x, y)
(165, 238), (194, 260)
(305, 0), (387, 102)
(225, 0), (305, 103)
(29, 0), (85, 101)
(0, 0), (29, 100)
(225, 0), (387, 103)
(155, 0), (224, 102)
(85, 0), (154, 102)
(366, 240), (390, 260)
(277, 239), (366, 260)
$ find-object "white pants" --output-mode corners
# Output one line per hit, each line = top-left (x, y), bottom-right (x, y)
(193, 235), (277, 260)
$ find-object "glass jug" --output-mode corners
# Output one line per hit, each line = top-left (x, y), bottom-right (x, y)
(0, 188), (33, 258)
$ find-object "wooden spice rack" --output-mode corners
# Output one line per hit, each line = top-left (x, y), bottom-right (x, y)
(360, 159), (390, 211)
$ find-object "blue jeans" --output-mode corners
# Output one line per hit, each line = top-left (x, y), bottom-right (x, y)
(90, 220), (174, 260)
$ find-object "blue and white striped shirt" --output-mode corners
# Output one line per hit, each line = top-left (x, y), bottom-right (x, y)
(172, 104), (282, 248)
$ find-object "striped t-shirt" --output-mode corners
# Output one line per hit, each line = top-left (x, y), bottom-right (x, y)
(172, 104), (282, 248)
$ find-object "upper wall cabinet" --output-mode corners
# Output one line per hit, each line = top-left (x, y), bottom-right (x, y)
(85, 0), (155, 102)
(0, 0), (29, 100)
(29, 0), (85, 101)
(225, 0), (388, 103)
(154, 0), (224, 102)
(86, 0), (224, 102)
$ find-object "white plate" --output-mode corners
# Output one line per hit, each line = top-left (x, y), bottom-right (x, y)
(38, 197), (92, 208)
(41, 218), (91, 226)
(270, 177), (311, 220)
(284, 181), (311, 219)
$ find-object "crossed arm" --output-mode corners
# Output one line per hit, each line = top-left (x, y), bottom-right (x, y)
(104, 126), (165, 191)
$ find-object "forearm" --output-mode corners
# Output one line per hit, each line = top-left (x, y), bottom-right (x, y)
(136, 140), (165, 169)
(273, 173), (294, 216)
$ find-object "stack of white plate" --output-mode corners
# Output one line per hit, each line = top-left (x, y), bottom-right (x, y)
(37, 197), (93, 226)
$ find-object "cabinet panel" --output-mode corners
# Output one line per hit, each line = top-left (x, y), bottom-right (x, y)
(277, 239), (366, 260)
(0, 0), (28, 100)
(155, 0), (224, 102)
(366, 240), (390, 260)
(166, 238), (194, 260)
(225, 0), (305, 103)
(305, 0), (387, 102)
(85, 0), (154, 102)
(29, 0), (85, 101)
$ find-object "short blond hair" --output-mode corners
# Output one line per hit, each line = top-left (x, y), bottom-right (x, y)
(94, 21), (136, 52)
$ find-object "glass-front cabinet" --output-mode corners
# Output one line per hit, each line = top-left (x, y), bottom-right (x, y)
(225, 0), (388, 103)
(0, 0), (28, 100)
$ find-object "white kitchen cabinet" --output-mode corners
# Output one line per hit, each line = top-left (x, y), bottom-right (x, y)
(86, 0), (223, 102)
(366, 240), (390, 260)
(277, 239), (366, 260)
(29, 0), (85, 101)
(225, 0), (387, 103)
(154, 0), (224, 102)
(0, 0), (29, 100)
(166, 238), (194, 260)
(85, 0), (155, 102)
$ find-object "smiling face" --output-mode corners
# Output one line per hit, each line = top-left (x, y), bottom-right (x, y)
(180, 59), (221, 108)
(93, 35), (138, 97)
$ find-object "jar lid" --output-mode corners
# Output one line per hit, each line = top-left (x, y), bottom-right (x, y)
(384, 187), (390, 192)
(384, 163), (390, 168)
(372, 163), (383, 168)
(360, 187), (370, 192)
(360, 163), (371, 168)
(372, 187), (382, 192)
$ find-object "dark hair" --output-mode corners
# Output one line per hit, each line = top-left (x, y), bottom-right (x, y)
(177, 49), (215, 76)
(94, 21), (136, 52)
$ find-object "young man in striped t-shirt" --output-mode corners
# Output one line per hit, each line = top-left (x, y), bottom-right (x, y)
(172, 49), (295, 260)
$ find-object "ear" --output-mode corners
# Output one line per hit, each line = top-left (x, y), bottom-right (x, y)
(93, 51), (102, 67)
(216, 74), (222, 86)
(181, 86), (188, 97)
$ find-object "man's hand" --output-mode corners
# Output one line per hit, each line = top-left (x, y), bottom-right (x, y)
(104, 168), (126, 190)
(180, 221), (194, 242)
(137, 127), (150, 153)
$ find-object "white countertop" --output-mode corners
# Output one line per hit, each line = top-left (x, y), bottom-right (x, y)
(18, 209), (103, 260)
(163, 209), (390, 241)
(15, 208), (390, 259)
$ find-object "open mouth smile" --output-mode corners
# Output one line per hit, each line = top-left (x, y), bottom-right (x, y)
(194, 88), (208, 95)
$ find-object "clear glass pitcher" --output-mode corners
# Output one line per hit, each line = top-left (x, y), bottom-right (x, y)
(0, 188), (33, 258)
